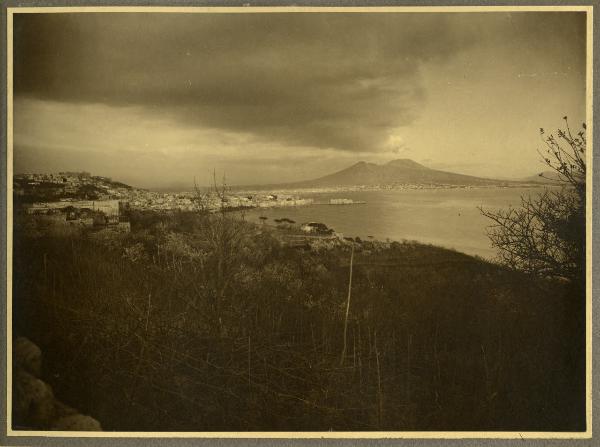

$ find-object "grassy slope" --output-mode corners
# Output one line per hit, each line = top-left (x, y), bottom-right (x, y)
(11, 217), (585, 431)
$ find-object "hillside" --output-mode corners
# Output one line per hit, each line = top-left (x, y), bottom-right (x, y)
(13, 214), (584, 431)
(13, 172), (136, 203)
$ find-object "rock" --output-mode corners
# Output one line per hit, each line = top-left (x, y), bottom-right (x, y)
(12, 336), (103, 431)
(53, 399), (78, 419)
(12, 369), (55, 428)
(51, 414), (102, 431)
(14, 337), (42, 377)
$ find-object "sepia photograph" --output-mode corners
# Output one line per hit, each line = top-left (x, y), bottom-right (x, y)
(4, 4), (594, 439)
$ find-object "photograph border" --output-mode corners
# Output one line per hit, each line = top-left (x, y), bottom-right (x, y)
(1, 1), (597, 444)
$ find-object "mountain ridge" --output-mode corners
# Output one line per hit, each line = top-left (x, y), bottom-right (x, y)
(240, 158), (516, 190)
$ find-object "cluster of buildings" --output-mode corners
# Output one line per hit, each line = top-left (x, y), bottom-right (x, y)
(128, 191), (196, 211)
(13, 171), (128, 199)
(127, 191), (313, 212)
(19, 199), (130, 234)
(14, 171), (316, 214)
(14, 172), (320, 238)
(15, 171), (93, 186)
(253, 194), (313, 209)
(327, 198), (367, 205)
(23, 199), (121, 216)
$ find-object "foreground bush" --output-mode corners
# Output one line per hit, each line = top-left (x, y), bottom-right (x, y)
(12, 217), (585, 431)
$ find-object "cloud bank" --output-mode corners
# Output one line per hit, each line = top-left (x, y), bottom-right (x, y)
(13, 11), (587, 187)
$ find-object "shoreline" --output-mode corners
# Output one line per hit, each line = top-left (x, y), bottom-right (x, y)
(230, 182), (558, 195)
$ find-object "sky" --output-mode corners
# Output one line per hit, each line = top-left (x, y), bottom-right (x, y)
(12, 11), (587, 189)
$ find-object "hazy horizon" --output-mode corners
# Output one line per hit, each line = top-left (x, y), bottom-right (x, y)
(13, 11), (586, 189)
(12, 156), (558, 192)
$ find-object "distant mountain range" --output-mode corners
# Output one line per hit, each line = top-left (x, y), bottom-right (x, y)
(29, 160), (555, 193)
(244, 159), (523, 190)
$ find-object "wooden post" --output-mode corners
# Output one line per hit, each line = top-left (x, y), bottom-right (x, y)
(375, 333), (383, 428)
(407, 333), (412, 402)
(248, 335), (252, 387)
(340, 245), (354, 366)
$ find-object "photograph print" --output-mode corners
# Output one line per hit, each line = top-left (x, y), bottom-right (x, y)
(7, 6), (592, 436)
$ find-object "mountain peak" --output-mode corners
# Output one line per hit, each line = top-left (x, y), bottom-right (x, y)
(385, 159), (427, 170)
(291, 158), (504, 187)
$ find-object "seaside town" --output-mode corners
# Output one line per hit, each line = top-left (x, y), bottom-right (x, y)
(12, 171), (339, 238)
(14, 171), (315, 211)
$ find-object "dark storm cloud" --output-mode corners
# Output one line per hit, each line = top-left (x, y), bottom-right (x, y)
(13, 12), (586, 152)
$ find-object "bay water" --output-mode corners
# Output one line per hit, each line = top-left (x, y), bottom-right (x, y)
(245, 187), (550, 259)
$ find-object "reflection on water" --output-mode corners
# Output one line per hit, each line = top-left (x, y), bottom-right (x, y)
(245, 187), (549, 259)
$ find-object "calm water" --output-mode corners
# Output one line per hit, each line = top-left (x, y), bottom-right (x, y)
(245, 187), (549, 259)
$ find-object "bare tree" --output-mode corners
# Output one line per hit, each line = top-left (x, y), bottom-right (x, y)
(480, 117), (586, 282)
(193, 170), (249, 335)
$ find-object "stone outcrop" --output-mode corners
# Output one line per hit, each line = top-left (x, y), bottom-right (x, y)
(12, 337), (102, 431)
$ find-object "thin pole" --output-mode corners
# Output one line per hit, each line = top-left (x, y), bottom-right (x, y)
(376, 342), (383, 428)
(340, 245), (354, 366)
(248, 335), (251, 387)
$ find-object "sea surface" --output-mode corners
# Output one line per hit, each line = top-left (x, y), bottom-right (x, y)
(244, 187), (551, 259)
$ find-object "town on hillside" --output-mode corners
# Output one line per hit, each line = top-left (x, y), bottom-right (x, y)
(13, 171), (343, 241)
(14, 171), (314, 210)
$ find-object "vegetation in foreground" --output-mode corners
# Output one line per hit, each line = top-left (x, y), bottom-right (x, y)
(13, 208), (585, 431)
